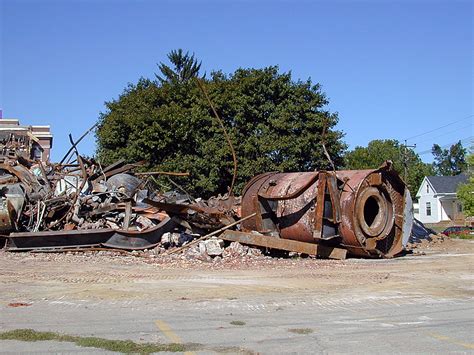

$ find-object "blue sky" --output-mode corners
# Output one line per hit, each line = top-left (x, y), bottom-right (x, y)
(1, 0), (472, 162)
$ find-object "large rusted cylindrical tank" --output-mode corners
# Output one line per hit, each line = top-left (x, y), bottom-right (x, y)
(240, 163), (413, 257)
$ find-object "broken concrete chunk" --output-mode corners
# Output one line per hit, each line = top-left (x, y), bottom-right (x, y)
(198, 241), (207, 255)
(161, 232), (193, 247)
(161, 232), (173, 246)
(223, 241), (248, 258)
(247, 247), (263, 257)
(170, 232), (181, 246)
(201, 238), (225, 256)
(135, 216), (154, 231)
(186, 245), (211, 261)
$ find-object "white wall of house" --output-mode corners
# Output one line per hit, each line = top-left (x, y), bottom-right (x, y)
(416, 177), (464, 224)
(416, 178), (441, 223)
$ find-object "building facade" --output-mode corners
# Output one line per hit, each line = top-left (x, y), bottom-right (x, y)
(0, 118), (53, 162)
(415, 174), (467, 224)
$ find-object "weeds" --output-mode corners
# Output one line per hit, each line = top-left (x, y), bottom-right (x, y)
(0, 329), (191, 353)
(450, 233), (474, 240)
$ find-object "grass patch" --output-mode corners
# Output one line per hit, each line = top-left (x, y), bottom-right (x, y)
(450, 233), (474, 240)
(230, 320), (246, 326)
(0, 329), (194, 353)
(288, 328), (313, 335)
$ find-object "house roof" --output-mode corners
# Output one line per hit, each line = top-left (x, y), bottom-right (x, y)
(426, 174), (468, 194)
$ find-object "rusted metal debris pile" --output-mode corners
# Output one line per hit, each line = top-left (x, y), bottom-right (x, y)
(0, 150), (242, 252)
(0, 137), (414, 259)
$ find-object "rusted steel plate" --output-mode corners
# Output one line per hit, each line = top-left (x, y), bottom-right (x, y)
(6, 228), (115, 250)
(221, 230), (347, 260)
(102, 216), (176, 250)
(7, 217), (176, 251)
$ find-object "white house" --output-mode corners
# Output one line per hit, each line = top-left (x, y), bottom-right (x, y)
(415, 174), (468, 224)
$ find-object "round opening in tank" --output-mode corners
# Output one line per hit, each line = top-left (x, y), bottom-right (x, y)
(363, 195), (380, 227)
(357, 187), (392, 238)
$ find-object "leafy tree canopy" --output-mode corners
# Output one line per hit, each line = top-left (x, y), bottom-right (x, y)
(432, 141), (467, 176)
(96, 52), (346, 198)
(456, 152), (473, 217)
(344, 139), (434, 193)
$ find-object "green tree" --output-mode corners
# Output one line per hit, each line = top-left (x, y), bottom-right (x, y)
(431, 141), (467, 176)
(344, 139), (434, 193)
(456, 152), (474, 216)
(96, 57), (346, 197)
(156, 49), (202, 84)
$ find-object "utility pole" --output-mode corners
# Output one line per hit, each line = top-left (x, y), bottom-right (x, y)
(402, 139), (416, 184)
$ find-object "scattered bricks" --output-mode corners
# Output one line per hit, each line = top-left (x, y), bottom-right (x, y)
(64, 223), (75, 231)
(8, 302), (31, 307)
(406, 232), (448, 251)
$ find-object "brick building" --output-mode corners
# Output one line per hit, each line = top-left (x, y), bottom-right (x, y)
(0, 115), (53, 162)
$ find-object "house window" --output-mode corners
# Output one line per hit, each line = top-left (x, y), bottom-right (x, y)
(426, 184), (429, 193)
(426, 202), (431, 216)
(458, 204), (463, 213)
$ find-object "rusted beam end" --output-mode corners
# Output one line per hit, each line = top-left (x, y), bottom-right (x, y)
(221, 230), (347, 260)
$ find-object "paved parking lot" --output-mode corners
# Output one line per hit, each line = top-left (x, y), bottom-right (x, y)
(0, 239), (473, 354)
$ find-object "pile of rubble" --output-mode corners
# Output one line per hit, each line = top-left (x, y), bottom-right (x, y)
(160, 235), (263, 261)
(0, 127), (419, 260)
(406, 219), (448, 251)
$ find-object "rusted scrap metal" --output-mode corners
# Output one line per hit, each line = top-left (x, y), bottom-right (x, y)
(6, 216), (176, 251)
(240, 162), (413, 258)
(0, 129), (189, 251)
(0, 130), (41, 162)
(221, 230), (347, 260)
(0, 155), (145, 233)
(6, 228), (115, 251)
(0, 121), (244, 254)
(0, 140), (241, 252)
(144, 198), (237, 230)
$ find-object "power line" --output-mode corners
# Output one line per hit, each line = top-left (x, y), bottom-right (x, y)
(415, 123), (473, 145)
(404, 114), (473, 141)
(416, 136), (473, 155)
